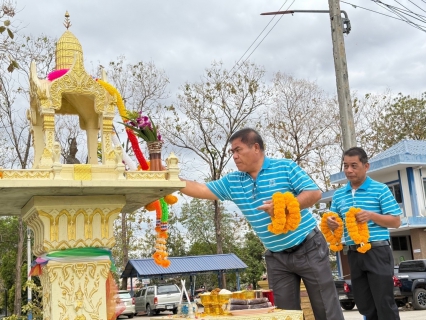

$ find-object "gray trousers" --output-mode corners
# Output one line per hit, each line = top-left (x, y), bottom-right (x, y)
(265, 232), (344, 320)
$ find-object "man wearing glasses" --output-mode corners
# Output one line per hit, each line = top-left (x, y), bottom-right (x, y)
(180, 128), (343, 320)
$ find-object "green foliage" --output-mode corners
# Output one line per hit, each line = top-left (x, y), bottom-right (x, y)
(0, 217), (20, 290)
(235, 231), (266, 289)
(179, 198), (247, 255)
(373, 92), (426, 150)
(20, 280), (43, 320)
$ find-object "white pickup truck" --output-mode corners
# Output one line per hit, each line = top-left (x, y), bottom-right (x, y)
(134, 284), (182, 316)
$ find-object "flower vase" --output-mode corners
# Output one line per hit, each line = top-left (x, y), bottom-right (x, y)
(147, 141), (163, 171)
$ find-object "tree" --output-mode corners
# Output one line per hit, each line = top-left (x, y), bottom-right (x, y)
(235, 231), (266, 289)
(100, 56), (170, 289)
(177, 198), (249, 289)
(0, 32), (55, 316)
(373, 92), (426, 150)
(262, 72), (339, 190)
(0, 1), (18, 73)
(157, 59), (268, 271)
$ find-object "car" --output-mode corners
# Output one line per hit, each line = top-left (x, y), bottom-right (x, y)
(134, 284), (181, 315)
(116, 290), (135, 318)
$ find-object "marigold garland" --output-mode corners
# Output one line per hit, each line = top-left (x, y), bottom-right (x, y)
(96, 79), (149, 170)
(268, 192), (301, 234)
(152, 198), (171, 267)
(96, 79), (179, 266)
(320, 212), (344, 252)
(164, 194), (178, 205)
(345, 207), (371, 253)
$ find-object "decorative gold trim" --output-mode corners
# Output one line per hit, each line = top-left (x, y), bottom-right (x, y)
(41, 260), (110, 320)
(125, 171), (167, 180)
(50, 54), (106, 114)
(73, 164), (92, 180)
(2, 170), (51, 179)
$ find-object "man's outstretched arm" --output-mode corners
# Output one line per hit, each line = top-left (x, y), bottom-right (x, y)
(180, 179), (219, 200)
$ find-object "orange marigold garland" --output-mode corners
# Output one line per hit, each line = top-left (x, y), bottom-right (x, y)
(345, 207), (371, 253)
(144, 199), (171, 267)
(268, 192), (301, 234)
(320, 212), (343, 252)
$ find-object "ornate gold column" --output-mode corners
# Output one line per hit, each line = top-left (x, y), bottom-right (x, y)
(23, 195), (126, 320)
(39, 112), (55, 169)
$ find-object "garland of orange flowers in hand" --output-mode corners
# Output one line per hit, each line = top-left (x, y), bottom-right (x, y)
(345, 207), (371, 253)
(267, 192), (301, 234)
(320, 212), (344, 252)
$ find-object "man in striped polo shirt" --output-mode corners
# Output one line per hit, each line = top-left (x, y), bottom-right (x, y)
(327, 147), (401, 320)
(181, 128), (344, 320)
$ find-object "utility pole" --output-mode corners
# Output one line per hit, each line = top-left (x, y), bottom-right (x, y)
(328, 0), (356, 150)
(261, 1), (357, 151)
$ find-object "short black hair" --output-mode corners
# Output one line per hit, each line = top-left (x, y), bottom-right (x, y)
(230, 128), (264, 151)
(343, 147), (368, 164)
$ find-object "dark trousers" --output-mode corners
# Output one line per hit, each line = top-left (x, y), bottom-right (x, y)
(265, 232), (344, 320)
(348, 245), (400, 320)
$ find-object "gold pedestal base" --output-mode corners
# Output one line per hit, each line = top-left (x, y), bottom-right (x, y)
(40, 259), (111, 320)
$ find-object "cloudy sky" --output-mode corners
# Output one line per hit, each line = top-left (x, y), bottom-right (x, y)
(15, 0), (426, 99)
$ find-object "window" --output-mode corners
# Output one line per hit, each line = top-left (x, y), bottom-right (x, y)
(423, 179), (426, 199)
(391, 236), (408, 251)
(388, 184), (402, 203)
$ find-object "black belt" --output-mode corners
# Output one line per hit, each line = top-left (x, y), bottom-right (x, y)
(279, 227), (319, 253)
(348, 240), (390, 251)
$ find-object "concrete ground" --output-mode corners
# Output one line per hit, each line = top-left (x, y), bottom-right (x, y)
(121, 306), (426, 319)
(342, 306), (426, 320)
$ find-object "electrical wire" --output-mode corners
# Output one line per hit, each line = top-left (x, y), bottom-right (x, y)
(228, 0), (295, 76)
(373, 0), (426, 31)
(341, 1), (412, 21)
(341, 0), (426, 32)
(227, 0), (289, 75)
(407, 0), (426, 14)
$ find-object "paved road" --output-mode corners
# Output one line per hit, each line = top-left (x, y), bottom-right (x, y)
(342, 306), (426, 320)
(119, 307), (426, 319)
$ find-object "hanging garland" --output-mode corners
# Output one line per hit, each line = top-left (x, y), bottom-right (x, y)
(267, 191), (301, 234)
(345, 207), (371, 253)
(96, 79), (149, 170)
(320, 212), (344, 252)
(96, 79), (180, 266)
(145, 195), (178, 267)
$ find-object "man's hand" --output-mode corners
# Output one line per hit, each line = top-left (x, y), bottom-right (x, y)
(355, 210), (372, 224)
(257, 200), (274, 217)
(355, 210), (401, 228)
(327, 216), (340, 231)
(257, 200), (291, 218)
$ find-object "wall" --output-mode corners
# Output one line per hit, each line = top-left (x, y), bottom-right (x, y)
(410, 229), (426, 260)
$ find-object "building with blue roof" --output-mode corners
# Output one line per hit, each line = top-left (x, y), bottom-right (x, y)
(321, 140), (426, 278)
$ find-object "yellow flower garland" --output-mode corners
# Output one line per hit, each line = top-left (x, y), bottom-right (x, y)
(268, 192), (301, 234)
(345, 207), (371, 253)
(320, 212), (343, 252)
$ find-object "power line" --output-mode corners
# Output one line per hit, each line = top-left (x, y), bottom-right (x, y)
(341, 1), (411, 21)
(228, 0), (295, 76)
(407, 0), (426, 14)
(373, 0), (426, 31)
(341, 1), (426, 32)
(373, 0), (426, 21)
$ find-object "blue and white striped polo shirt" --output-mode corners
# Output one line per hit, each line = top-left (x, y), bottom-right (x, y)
(206, 157), (319, 252)
(330, 176), (402, 245)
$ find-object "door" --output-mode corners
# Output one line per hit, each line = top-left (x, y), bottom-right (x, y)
(134, 288), (146, 313)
